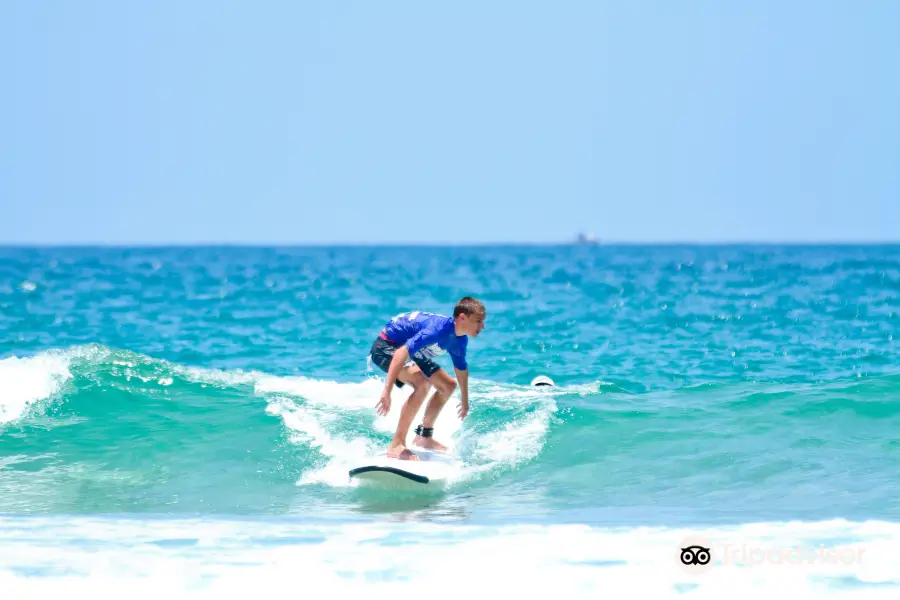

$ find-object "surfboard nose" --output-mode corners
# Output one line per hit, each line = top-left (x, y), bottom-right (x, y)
(530, 375), (555, 387)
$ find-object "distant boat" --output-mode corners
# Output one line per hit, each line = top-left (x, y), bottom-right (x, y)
(575, 232), (600, 244)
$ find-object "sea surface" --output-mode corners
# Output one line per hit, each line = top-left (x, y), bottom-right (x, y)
(1, 245), (899, 597)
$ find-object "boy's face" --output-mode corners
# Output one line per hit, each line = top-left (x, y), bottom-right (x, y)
(460, 310), (486, 337)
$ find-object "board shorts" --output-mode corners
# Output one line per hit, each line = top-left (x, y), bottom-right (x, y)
(370, 334), (442, 388)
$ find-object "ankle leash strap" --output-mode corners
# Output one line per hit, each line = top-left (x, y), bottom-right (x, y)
(414, 425), (434, 438)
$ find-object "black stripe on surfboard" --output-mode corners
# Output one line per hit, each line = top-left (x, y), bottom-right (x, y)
(348, 466), (430, 484)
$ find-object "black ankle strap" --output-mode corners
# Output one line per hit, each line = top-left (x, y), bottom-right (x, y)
(415, 425), (434, 438)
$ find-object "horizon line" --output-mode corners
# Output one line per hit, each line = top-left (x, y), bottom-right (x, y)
(3, 240), (900, 248)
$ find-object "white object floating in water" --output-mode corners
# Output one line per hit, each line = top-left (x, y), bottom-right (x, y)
(530, 375), (555, 387)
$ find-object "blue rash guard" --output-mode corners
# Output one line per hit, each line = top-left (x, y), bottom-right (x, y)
(380, 311), (468, 371)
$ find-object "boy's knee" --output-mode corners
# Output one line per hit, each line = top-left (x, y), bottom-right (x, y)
(441, 378), (457, 396)
(410, 384), (430, 401)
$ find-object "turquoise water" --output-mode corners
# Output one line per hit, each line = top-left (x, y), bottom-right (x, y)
(2, 245), (899, 596)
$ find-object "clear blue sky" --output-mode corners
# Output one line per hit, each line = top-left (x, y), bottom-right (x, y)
(2, 1), (898, 245)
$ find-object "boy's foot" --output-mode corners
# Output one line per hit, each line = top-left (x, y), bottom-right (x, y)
(386, 444), (419, 461)
(412, 435), (449, 452)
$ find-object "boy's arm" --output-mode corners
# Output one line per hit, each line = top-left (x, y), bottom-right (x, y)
(376, 346), (410, 416)
(455, 367), (469, 419)
(384, 345), (410, 391)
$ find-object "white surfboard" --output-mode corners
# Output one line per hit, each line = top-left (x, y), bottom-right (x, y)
(349, 448), (461, 488)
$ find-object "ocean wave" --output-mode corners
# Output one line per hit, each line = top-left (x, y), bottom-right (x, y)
(0, 345), (559, 511)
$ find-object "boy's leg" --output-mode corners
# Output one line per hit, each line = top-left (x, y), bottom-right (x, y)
(412, 368), (457, 451)
(386, 365), (431, 460)
(370, 337), (442, 460)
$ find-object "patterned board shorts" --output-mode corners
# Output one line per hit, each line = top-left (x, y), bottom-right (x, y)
(369, 336), (441, 388)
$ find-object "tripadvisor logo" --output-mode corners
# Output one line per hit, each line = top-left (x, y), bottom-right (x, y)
(676, 534), (867, 576)
(677, 535), (714, 575)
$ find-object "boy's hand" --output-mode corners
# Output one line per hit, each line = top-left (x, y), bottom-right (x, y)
(457, 398), (469, 420)
(376, 389), (392, 416)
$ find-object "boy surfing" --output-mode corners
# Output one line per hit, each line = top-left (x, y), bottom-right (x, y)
(369, 297), (486, 460)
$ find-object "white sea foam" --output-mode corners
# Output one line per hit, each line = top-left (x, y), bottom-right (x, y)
(255, 372), (559, 488)
(0, 352), (73, 424)
(0, 516), (896, 599)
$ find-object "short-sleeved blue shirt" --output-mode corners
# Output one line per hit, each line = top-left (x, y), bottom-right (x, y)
(380, 311), (468, 371)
